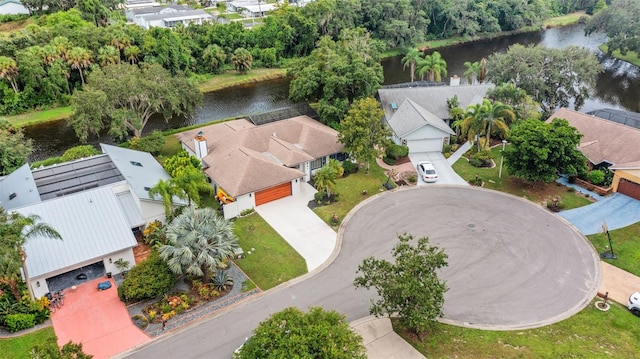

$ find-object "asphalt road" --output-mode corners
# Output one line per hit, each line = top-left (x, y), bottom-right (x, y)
(121, 186), (600, 358)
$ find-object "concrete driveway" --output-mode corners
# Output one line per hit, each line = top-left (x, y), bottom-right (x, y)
(255, 182), (336, 271)
(409, 152), (468, 185)
(559, 193), (640, 235)
(122, 186), (600, 358)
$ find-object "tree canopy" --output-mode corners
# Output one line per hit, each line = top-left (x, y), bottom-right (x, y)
(68, 63), (202, 141)
(586, 0), (640, 56)
(288, 28), (384, 126)
(504, 118), (587, 183)
(338, 97), (390, 172)
(354, 233), (448, 339)
(486, 44), (601, 116)
(234, 306), (366, 359)
(0, 119), (33, 175)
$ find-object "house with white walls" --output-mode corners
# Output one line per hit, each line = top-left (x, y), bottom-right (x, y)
(0, 144), (185, 299)
(176, 115), (345, 219)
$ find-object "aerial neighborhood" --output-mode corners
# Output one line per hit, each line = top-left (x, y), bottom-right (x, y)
(1, 0), (640, 358)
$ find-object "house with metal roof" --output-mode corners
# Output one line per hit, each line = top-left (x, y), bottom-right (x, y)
(547, 108), (640, 200)
(134, 6), (214, 29)
(177, 115), (344, 219)
(0, 144), (184, 299)
(0, 0), (29, 15)
(378, 84), (493, 153)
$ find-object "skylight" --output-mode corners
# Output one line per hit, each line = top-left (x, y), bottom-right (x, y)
(130, 161), (143, 167)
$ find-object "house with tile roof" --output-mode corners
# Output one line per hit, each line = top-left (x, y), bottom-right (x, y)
(377, 84), (493, 153)
(177, 115), (344, 219)
(547, 108), (640, 200)
(0, 0), (29, 14)
(0, 144), (185, 299)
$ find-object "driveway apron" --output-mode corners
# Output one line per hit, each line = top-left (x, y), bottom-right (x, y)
(51, 278), (149, 359)
(255, 182), (336, 272)
(559, 193), (640, 235)
(409, 152), (468, 185)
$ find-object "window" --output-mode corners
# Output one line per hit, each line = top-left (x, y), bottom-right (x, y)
(130, 161), (143, 167)
(310, 157), (326, 170)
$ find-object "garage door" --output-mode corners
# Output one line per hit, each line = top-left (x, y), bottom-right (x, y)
(618, 178), (640, 200)
(406, 139), (443, 153)
(255, 182), (292, 206)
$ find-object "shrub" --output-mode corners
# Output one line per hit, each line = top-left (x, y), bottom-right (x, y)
(314, 192), (324, 203)
(587, 170), (605, 185)
(382, 156), (396, 165)
(130, 130), (166, 155)
(191, 280), (220, 300)
(240, 208), (255, 216)
(60, 145), (100, 162)
(118, 253), (175, 302)
(469, 158), (482, 167)
(342, 161), (358, 175)
(469, 175), (483, 186)
(30, 157), (63, 169)
(386, 144), (409, 160)
(212, 270), (234, 291)
(547, 199), (566, 212)
(443, 144), (452, 154)
(407, 174), (417, 183)
(4, 313), (36, 333)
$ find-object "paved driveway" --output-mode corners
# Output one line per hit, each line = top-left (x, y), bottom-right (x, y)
(122, 187), (599, 358)
(409, 152), (468, 185)
(52, 278), (148, 359)
(256, 182), (336, 272)
(559, 193), (640, 235)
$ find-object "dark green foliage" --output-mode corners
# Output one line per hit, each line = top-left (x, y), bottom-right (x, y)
(60, 145), (99, 162)
(118, 253), (175, 302)
(354, 233), (448, 338)
(469, 158), (483, 167)
(587, 170), (605, 185)
(211, 270), (233, 291)
(0, 119), (32, 175)
(471, 151), (493, 167)
(234, 307), (366, 359)
(586, 0), (640, 56)
(386, 144), (408, 160)
(30, 339), (93, 359)
(129, 130), (166, 155)
(342, 160), (359, 175)
(4, 313), (35, 333)
(504, 118), (587, 183)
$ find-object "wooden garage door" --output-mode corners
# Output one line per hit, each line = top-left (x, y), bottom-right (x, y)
(255, 182), (292, 206)
(618, 178), (640, 200)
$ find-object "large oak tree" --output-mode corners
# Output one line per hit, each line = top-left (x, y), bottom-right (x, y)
(486, 44), (601, 116)
(68, 63), (201, 142)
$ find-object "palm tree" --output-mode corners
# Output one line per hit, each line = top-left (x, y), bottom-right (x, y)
(478, 57), (488, 83)
(124, 45), (141, 65)
(313, 165), (337, 198)
(418, 51), (447, 82)
(148, 179), (187, 220)
(463, 61), (480, 84)
(0, 209), (61, 300)
(51, 36), (71, 60)
(202, 44), (226, 74)
(172, 167), (213, 206)
(460, 102), (486, 151)
(401, 48), (423, 83)
(97, 45), (120, 67)
(66, 47), (92, 84)
(231, 48), (252, 74)
(159, 207), (240, 283)
(0, 56), (19, 93)
(477, 99), (514, 149)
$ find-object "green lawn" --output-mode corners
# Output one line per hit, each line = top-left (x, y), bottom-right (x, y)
(396, 299), (640, 358)
(0, 327), (57, 359)
(4, 107), (74, 127)
(542, 11), (587, 27)
(313, 162), (392, 228)
(599, 44), (640, 67)
(452, 146), (593, 209)
(233, 214), (307, 290)
(588, 222), (640, 276)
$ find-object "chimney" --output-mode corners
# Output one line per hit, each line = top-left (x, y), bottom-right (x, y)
(194, 131), (208, 159)
(450, 75), (461, 87)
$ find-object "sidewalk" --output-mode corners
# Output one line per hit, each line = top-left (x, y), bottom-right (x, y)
(351, 316), (425, 359)
(600, 262), (640, 305)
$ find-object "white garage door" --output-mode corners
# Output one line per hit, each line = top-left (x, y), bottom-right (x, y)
(406, 138), (443, 153)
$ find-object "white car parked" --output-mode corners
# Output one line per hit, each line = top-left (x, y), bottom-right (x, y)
(628, 291), (640, 316)
(417, 161), (438, 183)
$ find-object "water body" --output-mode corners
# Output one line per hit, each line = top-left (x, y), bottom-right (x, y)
(25, 24), (640, 161)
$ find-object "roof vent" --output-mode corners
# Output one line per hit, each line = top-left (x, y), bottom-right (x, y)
(391, 102), (398, 111)
(9, 192), (17, 200)
(144, 186), (151, 191)
(130, 161), (143, 167)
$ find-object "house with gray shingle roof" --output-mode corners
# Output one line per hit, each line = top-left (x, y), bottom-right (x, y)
(378, 84), (492, 153)
(177, 116), (344, 219)
(0, 144), (184, 299)
(547, 108), (640, 200)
